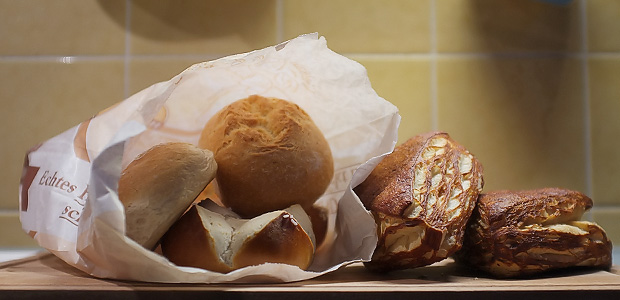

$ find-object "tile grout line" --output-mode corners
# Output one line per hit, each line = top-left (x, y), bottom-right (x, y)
(276, 0), (284, 43)
(0, 210), (20, 216)
(124, 0), (132, 100)
(0, 55), (125, 62)
(430, 0), (438, 131)
(4, 51), (620, 63)
(580, 0), (593, 203)
(579, 0), (594, 222)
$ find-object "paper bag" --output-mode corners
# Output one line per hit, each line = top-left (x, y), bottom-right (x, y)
(19, 33), (400, 283)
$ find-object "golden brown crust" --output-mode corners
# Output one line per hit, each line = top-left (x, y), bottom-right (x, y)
(198, 95), (334, 218)
(232, 211), (315, 270)
(306, 204), (329, 249)
(456, 188), (613, 278)
(161, 205), (232, 273)
(479, 188), (593, 231)
(161, 200), (315, 273)
(118, 142), (217, 250)
(355, 132), (436, 216)
(354, 132), (484, 272)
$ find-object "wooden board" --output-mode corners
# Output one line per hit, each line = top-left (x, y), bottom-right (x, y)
(1, 252), (619, 299)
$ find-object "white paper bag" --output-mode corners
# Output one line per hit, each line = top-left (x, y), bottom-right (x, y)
(19, 33), (400, 283)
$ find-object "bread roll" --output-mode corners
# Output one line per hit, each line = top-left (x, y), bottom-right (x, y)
(161, 199), (316, 273)
(198, 95), (334, 218)
(118, 142), (217, 250)
(455, 188), (613, 278)
(354, 132), (484, 272)
(306, 203), (329, 249)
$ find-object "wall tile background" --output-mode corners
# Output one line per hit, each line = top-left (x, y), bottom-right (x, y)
(1, 0), (619, 248)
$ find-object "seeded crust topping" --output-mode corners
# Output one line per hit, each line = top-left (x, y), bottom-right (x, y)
(354, 132), (484, 272)
(455, 188), (613, 278)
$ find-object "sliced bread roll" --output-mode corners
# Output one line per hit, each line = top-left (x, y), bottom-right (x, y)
(160, 199), (316, 273)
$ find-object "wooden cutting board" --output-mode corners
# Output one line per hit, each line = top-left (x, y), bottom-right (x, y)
(1, 252), (619, 299)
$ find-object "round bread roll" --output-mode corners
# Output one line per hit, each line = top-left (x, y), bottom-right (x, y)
(118, 142), (217, 250)
(306, 203), (329, 249)
(198, 95), (334, 218)
(161, 199), (316, 273)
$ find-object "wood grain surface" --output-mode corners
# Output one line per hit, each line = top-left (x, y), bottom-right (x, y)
(1, 252), (619, 299)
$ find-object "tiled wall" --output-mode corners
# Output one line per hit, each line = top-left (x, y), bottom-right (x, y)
(1, 0), (619, 247)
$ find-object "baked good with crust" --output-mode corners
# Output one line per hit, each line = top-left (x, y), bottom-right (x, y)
(161, 199), (316, 273)
(455, 188), (613, 278)
(354, 131), (484, 272)
(118, 142), (217, 250)
(198, 95), (334, 218)
(306, 203), (329, 248)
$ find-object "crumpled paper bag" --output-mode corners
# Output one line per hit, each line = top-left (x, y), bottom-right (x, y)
(18, 33), (400, 283)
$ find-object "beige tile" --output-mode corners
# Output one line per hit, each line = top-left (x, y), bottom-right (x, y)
(436, 0), (581, 53)
(587, 0), (620, 52)
(588, 57), (620, 205)
(590, 207), (620, 247)
(436, 57), (586, 193)
(0, 60), (124, 210)
(0, 213), (39, 247)
(0, 0), (126, 55)
(354, 57), (432, 143)
(283, 0), (431, 53)
(130, 0), (277, 55)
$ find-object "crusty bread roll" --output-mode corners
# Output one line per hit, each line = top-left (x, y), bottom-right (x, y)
(306, 203), (329, 249)
(161, 199), (316, 273)
(455, 188), (613, 278)
(354, 132), (484, 272)
(198, 95), (334, 218)
(118, 142), (217, 250)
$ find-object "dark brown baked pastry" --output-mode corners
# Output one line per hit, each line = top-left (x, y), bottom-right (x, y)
(354, 132), (484, 272)
(455, 188), (613, 278)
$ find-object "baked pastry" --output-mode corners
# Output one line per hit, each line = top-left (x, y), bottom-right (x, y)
(161, 199), (316, 273)
(354, 131), (484, 272)
(306, 203), (329, 248)
(455, 188), (613, 278)
(198, 95), (334, 218)
(118, 142), (217, 250)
